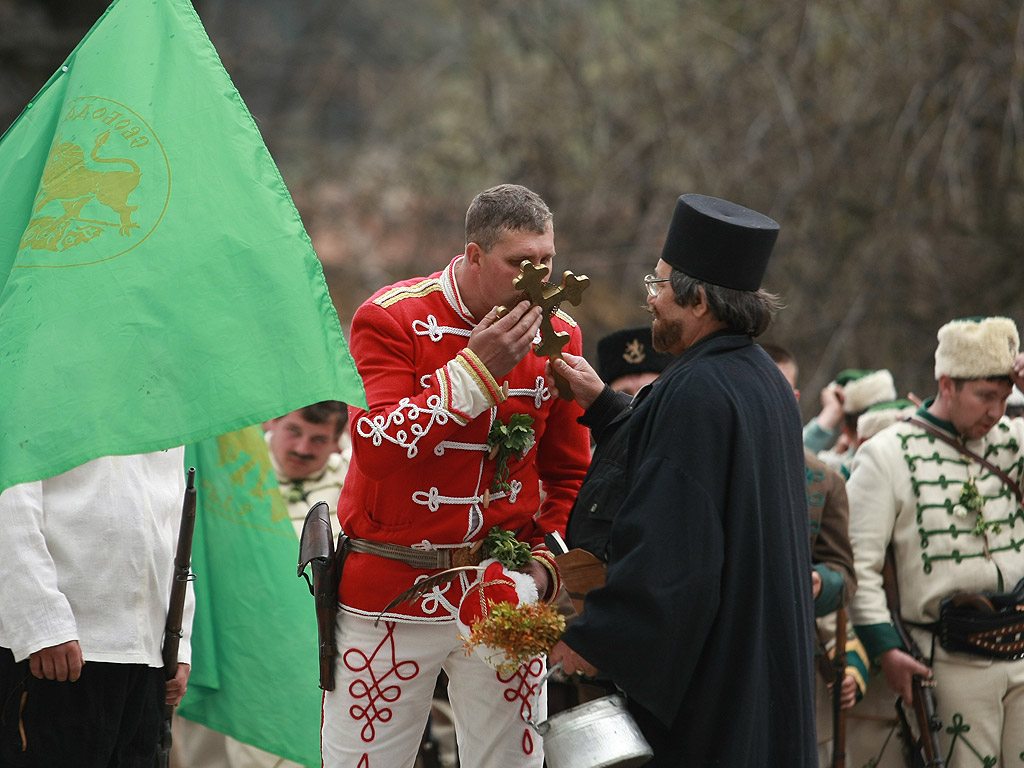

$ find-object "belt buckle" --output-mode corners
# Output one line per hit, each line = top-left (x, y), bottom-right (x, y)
(451, 541), (484, 568)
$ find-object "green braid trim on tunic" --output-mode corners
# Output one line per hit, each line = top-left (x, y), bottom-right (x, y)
(897, 427), (1024, 572)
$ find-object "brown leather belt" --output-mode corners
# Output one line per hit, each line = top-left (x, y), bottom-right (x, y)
(345, 538), (484, 569)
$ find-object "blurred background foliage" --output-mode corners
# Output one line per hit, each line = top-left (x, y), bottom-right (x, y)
(3, 0), (1024, 418)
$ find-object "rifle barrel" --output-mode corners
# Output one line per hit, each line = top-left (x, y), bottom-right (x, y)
(156, 467), (197, 768)
(162, 467), (196, 674)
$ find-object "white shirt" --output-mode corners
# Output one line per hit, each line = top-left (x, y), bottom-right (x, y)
(0, 449), (193, 665)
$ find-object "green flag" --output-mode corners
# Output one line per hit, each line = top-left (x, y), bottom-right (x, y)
(0, 0), (365, 495)
(182, 426), (321, 767)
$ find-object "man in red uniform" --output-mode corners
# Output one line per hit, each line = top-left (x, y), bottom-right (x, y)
(321, 184), (591, 767)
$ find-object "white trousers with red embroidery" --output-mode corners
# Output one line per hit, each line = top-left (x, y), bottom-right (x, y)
(321, 613), (547, 768)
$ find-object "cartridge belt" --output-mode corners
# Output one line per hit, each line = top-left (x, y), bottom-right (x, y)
(345, 538), (484, 570)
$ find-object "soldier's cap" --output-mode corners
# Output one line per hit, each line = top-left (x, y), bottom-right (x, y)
(597, 326), (674, 385)
(856, 398), (917, 442)
(835, 369), (897, 414)
(660, 193), (779, 292)
(934, 316), (1019, 380)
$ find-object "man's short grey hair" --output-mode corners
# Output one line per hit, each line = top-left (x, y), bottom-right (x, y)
(669, 270), (782, 337)
(465, 184), (553, 252)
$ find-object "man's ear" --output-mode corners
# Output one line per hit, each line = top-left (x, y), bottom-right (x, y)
(465, 241), (484, 266)
(691, 285), (711, 317)
(937, 374), (956, 401)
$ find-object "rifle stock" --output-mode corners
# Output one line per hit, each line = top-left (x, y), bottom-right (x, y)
(881, 546), (945, 768)
(155, 467), (197, 768)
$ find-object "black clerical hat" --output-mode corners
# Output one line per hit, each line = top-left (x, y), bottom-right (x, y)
(660, 194), (779, 291)
(597, 326), (674, 385)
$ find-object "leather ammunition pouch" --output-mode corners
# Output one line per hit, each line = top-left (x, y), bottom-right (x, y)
(298, 501), (348, 691)
(554, 548), (607, 617)
(938, 577), (1024, 660)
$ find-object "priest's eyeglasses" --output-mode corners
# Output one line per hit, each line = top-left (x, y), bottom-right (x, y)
(644, 274), (671, 297)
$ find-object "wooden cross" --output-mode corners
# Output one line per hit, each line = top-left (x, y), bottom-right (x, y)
(498, 260), (590, 401)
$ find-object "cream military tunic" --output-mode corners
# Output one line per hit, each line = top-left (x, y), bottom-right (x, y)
(847, 408), (1024, 766)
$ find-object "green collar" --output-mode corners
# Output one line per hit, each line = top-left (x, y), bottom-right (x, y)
(918, 396), (959, 438)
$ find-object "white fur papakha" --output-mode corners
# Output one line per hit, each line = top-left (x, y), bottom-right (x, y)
(934, 317), (1020, 380)
(842, 369), (897, 414)
(857, 404), (916, 442)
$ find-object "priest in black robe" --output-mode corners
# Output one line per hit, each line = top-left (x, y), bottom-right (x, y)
(549, 193), (816, 767)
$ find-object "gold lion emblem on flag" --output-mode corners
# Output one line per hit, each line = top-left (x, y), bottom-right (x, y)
(18, 96), (169, 267)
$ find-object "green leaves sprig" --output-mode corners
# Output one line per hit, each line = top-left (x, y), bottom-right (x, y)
(486, 413), (535, 493)
(483, 526), (533, 569)
(958, 478), (984, 514)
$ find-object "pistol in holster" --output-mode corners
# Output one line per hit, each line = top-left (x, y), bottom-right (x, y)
(298, 501), (348, 691)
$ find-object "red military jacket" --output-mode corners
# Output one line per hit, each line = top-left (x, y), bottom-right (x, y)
(337, 255), (591, 622)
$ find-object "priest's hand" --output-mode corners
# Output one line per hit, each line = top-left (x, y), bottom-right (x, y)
(548, 354), (605, 410)
(549, 639), (598, 678)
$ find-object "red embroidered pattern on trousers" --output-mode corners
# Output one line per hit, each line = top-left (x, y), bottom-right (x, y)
(500, 656), (545, 755)
(343, 621), (420, 743)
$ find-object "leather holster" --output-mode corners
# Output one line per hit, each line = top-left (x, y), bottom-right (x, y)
(298, 501), (348, 691)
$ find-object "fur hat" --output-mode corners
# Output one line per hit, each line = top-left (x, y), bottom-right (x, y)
(836, 369), (897, 414)
(857, 398), (917, 442)
(934, 317), (1020, 380)
(660, 194), (779, 291)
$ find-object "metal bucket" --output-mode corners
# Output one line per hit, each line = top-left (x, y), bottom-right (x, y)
(526, 663), (653, 768)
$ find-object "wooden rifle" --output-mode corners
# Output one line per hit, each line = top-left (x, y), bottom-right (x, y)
(881, 546), (945, 768)
(155, 467), (197, 768)
(831, 606), (847, 768)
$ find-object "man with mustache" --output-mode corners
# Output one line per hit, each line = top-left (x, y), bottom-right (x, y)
(174, 401), (350, 768)
(267, 401), (350, 538)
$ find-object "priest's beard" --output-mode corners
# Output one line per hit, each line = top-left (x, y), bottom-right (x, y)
(652, 316), (683, 353)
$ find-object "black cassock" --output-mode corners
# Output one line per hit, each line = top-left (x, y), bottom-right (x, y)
(563, 330), (817, 767)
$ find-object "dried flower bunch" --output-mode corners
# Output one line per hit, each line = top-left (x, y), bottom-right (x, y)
(463, 600), (566, 675)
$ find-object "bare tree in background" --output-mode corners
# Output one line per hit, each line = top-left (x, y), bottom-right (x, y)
(3, 0), (1022, 415)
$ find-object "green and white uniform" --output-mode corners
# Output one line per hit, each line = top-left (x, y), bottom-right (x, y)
(848, 404), (1024, 766)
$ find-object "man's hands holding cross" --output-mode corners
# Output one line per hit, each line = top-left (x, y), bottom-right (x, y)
(470, 260), (589, 398)
(468, 300), (545, 380)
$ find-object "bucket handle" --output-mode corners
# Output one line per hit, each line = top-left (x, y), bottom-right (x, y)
(523, 660), (563, 731)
